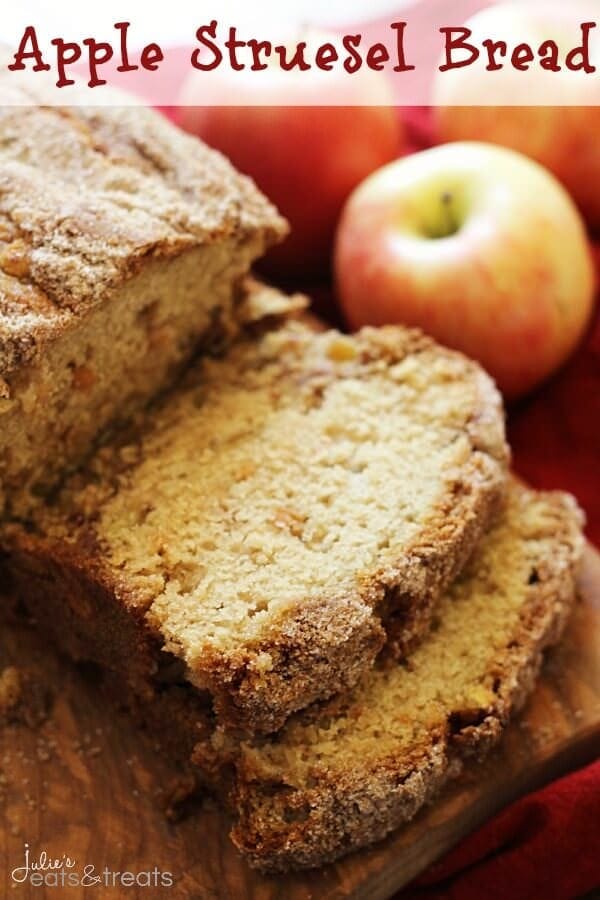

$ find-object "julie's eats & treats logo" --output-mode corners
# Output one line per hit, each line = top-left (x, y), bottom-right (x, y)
(10, 843), (174, 889)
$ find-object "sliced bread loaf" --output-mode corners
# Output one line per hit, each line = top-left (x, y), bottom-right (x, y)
(2, 320), (508, 734)
(222, 484), (584, 871)
(0, 98), (286, 517)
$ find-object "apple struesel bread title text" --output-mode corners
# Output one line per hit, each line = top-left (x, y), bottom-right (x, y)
(6, 20), (598, 89)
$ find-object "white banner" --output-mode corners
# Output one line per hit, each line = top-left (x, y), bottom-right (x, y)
(1, 0), (600, 105)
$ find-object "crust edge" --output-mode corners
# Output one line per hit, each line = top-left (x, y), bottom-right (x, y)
(230, 491), (584, 871)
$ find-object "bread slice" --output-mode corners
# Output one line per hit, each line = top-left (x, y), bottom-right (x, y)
(0, 99), (286, 517)
(1, 319), (507, 734)
(223, 484), (584, 871)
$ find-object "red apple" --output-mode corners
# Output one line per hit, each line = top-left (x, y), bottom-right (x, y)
(335, 142), (596, 398)
(176, 35), (402, 280)
(433, 2), (600, 231)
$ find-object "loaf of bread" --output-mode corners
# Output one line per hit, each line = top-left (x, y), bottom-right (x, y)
(224, 484), (584, 871)
(0, 100), (286, 516)
(1, 316), (508, 734)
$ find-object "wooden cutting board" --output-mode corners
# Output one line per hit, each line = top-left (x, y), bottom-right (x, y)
(1, 545), (599, 900)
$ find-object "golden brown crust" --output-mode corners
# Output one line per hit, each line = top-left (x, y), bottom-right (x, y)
(0, 101), (286, 380)
(229, 491), (584, 872)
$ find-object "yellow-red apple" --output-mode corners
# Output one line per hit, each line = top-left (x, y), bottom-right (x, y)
(335, 142), (596, 398)
(176, 35), (402, 280)
(433, 2), (600, 231)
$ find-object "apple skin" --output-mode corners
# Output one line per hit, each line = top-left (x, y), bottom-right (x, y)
(177, 96), (402, 281)
(334, 142), (596, 398)
(433, 3), (600, 231)
(436, 106), (600, 235)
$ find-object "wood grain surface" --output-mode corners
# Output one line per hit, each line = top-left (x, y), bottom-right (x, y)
(0, 546), (599, 900)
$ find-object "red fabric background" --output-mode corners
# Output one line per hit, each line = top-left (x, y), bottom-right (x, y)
(402, 759), (600, 900)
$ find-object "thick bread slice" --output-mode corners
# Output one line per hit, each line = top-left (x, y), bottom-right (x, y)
(225, 484), (584, 871)
(0, 97), (286, 517)
(2, 320), (507, 734)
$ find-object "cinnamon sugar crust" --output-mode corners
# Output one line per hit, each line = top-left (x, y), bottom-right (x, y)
(0, 101), (285, 379)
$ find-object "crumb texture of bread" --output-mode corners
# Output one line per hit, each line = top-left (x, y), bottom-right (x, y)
(5, 321), (508, 733)
(226, 484), (584, 872)
(0, 101), (286, 515)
